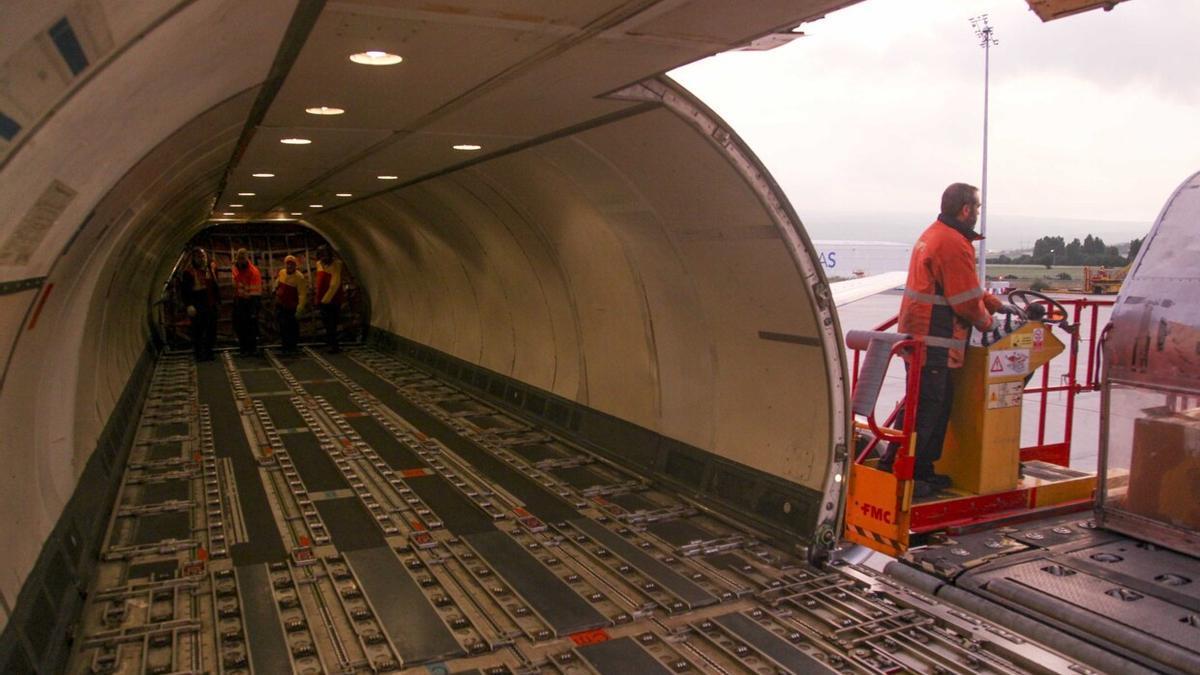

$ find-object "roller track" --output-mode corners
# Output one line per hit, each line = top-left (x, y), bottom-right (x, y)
(67, 346), (1096, 674)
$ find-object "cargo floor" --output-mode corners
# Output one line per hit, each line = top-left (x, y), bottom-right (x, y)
(67, 347), (1103, 674)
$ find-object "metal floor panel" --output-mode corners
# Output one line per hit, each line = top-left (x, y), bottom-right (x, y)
(197, 359), (287, 564)
(315, 497), (386, 552)
(571, 519), (718, 609)
(66, 348), (1130, 675)
(463, 530), (608, 635)
(345, 546), (464, 664)
(282, 432), (348, 493)
(261, 395), (307, 429)
(576, 636), (673, 674)
(241, 368), (287, 394)
(713, 612), (834, 673)
(303, 380), (361, 413)
(235, 564), (293, 673)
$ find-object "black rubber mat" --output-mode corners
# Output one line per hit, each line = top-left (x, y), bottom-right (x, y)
(464, 530), (607, 635)
(261, 396), (306, 429)
(346, 546), (463, 664)
(302, 380), (361, 414)
(576, 637), (672, 674)
(700, 553), (745, 573)
(645, 519), (713, 547)
(327, 354), (578, 524)
(509, 442), (564, 463)
(405, 476), (496, 536)
(241, 369), (288, 394)
(551, 466), (611, 490)
(281, 357), (331, 381)
(315, 498), (385, 552)
(235, 565), (292, 673)
(137, 480), (189, 505)
(283, 433), (347, 492)
(607, 492), (655, 512)
(133, 511), (191, 545)
(144, 441), (182, 462)
(713, 612), (829, 672)
(152, 422), (189, 438)
(571, 519), (717, 608)
(196, 360), (286, 565)
(434, 399), (486, 415)
(347, 417), (425, 468)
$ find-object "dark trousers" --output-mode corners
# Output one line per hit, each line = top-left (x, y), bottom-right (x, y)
(882, 360), (955, 478)
(277, 305), (299, 352)
(233, 297), (260, 354)
(911, 363), (955, 476)
(190, 304), (217, 361)
(319, 303), (340, 350)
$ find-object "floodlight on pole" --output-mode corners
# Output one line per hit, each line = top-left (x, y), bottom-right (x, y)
(971, 14), (998, 283)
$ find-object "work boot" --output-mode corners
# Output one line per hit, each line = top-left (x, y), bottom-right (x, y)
(923, 472), (952, 490)
(912, 480), (936, 499)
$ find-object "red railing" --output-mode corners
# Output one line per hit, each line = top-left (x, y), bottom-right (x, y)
(849, 298), (1113, 467)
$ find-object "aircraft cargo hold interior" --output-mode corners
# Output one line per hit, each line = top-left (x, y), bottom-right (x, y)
(1, 1), (1198, 674)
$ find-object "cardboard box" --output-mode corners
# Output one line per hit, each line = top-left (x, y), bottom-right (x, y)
(1125, 409), (1200, 531)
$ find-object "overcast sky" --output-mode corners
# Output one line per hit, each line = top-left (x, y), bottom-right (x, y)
(673, 0), (1200, 237)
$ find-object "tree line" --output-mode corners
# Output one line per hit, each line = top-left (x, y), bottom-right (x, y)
(988, 234), (1142, 268)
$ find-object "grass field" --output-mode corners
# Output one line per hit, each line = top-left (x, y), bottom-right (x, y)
(987, 264), (1086, 284)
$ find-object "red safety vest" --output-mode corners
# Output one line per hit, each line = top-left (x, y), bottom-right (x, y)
(898, 219), (1001, 367)
(315, 260), (343, 305)
(232, 263), (262, 299)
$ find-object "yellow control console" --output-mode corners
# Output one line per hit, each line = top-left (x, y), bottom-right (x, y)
(936, 320), (1064, 494)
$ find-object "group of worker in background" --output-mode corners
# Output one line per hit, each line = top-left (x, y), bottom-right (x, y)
(178, 245), (343, 361)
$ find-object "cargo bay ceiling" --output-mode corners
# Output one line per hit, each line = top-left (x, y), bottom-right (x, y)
(0, 0), (860, 619)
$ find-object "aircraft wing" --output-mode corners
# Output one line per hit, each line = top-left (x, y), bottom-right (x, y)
(830, 271), (907, 307)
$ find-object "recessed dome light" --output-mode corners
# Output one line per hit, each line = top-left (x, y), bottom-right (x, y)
(377, 175), (398, 180)
(350, 50), (402, 66)
(291, 212), (302, 216)
(306, 106), (345, 115)
(222, 212), (234, 216)
(229, 204), (243, 208)
(280, 138), (312, 145)
(252, 173), (274, 177)
(309, 204), (324, 208)
(336, 193), (352, 197)
(237, 192), (255, 196)
(453, 144), (482, 151)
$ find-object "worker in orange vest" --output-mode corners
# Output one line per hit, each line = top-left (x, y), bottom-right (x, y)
(885, 183), (1017, 497)
(231, 248), (263, 356)
(315, 246), (344, 354)
(275, 255), (308, 354)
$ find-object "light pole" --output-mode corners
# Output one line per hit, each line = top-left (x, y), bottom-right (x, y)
(971, 14), (998, 282)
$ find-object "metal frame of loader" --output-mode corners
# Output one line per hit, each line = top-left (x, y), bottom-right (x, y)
(843, 297), (1114, 556)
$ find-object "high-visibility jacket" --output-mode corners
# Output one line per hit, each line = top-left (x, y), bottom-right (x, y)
(232, 263), (262, 299)
(275, 269), (308, 312)
(180, 263), (219, 308)
(898, 218), (1002, 368)
(316, 259), (343, 305)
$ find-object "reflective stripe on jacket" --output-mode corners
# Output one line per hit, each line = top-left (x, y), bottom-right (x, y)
(898, 219), (1001, 368)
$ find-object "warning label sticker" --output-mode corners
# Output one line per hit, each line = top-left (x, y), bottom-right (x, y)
(987, 381), (1024, 409)
(1011, 333), (1033, 348)
(988, 349), (1032, 378)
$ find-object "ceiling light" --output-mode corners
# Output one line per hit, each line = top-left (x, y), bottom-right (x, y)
(280, 138), (312, 145)
(222, 212), (234, 216)
(291, 212), (302, 216)
(309, 204), (324, 208)
(306, 106), (345, 116)
(350, 50), (402, 66)
(377, 175), (398, 180)
(453, 144), (482, 151)
(237, 192), (255, 196)
(252, 173), (274, 177)
(336, 193), (352, 197)
(229, 204), (243, 208)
